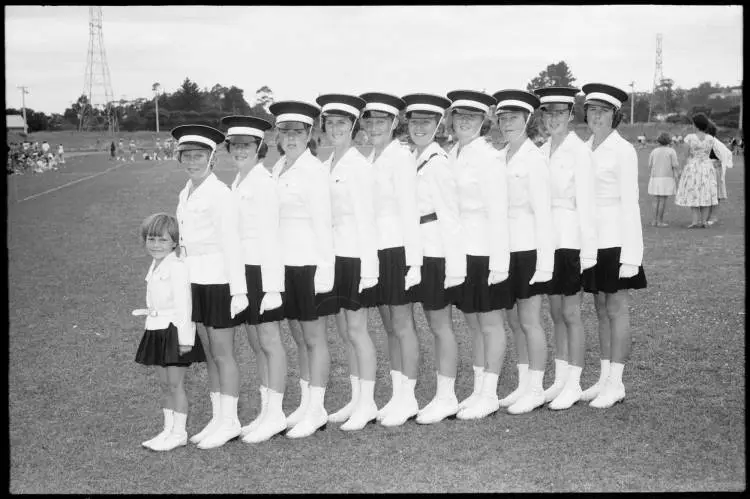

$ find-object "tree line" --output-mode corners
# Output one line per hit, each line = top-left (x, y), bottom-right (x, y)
(6, 63), (743, 133)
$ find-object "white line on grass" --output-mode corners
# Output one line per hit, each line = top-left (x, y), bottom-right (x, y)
(17, 161), (163, 203)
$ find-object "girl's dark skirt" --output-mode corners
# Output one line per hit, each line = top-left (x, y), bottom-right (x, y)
(135, 323), (206, 367)
(376, 247), (412, 307)
(410, 256), (462, 311)
(191, 283), (243, 329)
(334, 256), (378, 312)
(238, 264), (285, 325)
(549, 248), (583, 296)
(456, 255), (513, 314)
(582, 247), (647, 294)
(283, 265), (339, 321)
(508, 250), (553, 301)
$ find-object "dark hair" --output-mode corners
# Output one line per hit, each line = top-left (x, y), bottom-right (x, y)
(656, 132), (671, 146)
(276, 124), (317, 157)
(225, 138), (268, 159)
(692, 112), (710, 132)
(321, 110), (361, 138)
(583, 102), (624, 128)
(706, 120), (718, 137)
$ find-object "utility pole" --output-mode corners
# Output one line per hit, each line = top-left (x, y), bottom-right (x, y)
(629, 81), (635, 124)
(18, 86), (29, 134)
(152, 82), (161, 134)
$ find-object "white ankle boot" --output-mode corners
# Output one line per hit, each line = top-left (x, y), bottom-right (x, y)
(243, 389), (287, 443)
(380, 377), (419, 427)
(417, 374), (459, 425)
(377, 370), (404, 422)
(150, 412), (188, 452)
(329, 375), (360, 423)
(458, 366), (484, 411)
(341, 379), (378, 431)
(286, 379), (310, 428)
(241, 386), (268, 437)
(457, 371), (499, 420)
(499, 364), (529, 407)
(543, 360), (569, 402)
(142, 408), (173, 449)
(189, 391), (220, 444)
(286, 386), (328, 439)
(197, 394), (241, 449)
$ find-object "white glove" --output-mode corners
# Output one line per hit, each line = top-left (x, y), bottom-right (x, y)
(444, 275), (465, 288)
(404, 266), (422, 290)
(259, 292), (282, 314)
(580, 258), (597, 273)
(487, 271), (509, 285)
(528, 270), (553, 285)
(314, 265), (334, 294)
(359, 277), (378, 293)
(230, 294), (249, 319)
(131, 308), (150, 317)
(619, 263), (639, 279)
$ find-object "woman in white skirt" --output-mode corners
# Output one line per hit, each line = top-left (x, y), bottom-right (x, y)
(491, 90), (555, 415)
(269, 101), (339, 439)
(221, 115), (288, 443)
(359, 92), (423, 427)
(705, 121), (733, 226)
(315, 93), (380, 431)
(580, 83), (647, 409)
(532, 86), (597, 410)
(647, 132), (680, 227)
(446, 90), (513, 421)
(401, 93), (466, 424)
(172, 124), (249, 449)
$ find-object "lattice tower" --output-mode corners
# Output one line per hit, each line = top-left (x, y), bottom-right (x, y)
(648, 33), (664, 122)
(80, 6), (117, 134)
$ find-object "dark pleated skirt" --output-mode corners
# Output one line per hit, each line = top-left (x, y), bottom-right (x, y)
(549, 248), (583, 296)
(334, 256), (378, 312)
(238, 265), (285, 325)
(191, 283), (243, 329)
(409, 256), (462, 311)
(283, 265), (339, 321)
(508, 250), (553, 301)
(582, 247), (648, 294)
(135, 323), (206, 366)
(456, 255), (513, 313)
(376, 247), (412, 306)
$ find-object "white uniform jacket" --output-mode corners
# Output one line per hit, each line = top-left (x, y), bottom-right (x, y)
(231, 165), (284, 293)
(143, 252), (196, 347)
(503, 138), (555, 273)
(323, 147), (379, 279)
(449, 137), (510, 273)
(368, 140), (422, 268)
(540, 132), (598, 262)
(272, 149), (335, 272)
(415, 141), (466, 279)
(177, 172), (247, 296)
(586, 130), (644, 266)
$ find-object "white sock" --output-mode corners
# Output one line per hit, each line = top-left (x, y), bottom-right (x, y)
(529, 369), (545, 392)
(480, 371), (499, 398)
(517, 364), (529, 387)
(162, 408), (174, 431)
(554, 359), (569, 383)
(309, 385), (326, 411)
(599, 359), (611, 383)
(350, 375), (361, 403)
(266, 389), (284, 415)
(567, 365), (583, 387)
(172, 411), (187, 434)
(209, 391), (221, 419)
(609, 362), (624, 384)
(359, 379), (375, 405)
(472, 365), (485, 394)
(220, 394), (239, 422)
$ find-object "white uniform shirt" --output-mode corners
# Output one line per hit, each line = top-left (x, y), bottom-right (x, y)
(449, 137), (510, 273)
(231, 165), (284, 292)
(272, 149), (335, 270)
(323, 147), (379, 279)
(540, 132), (598, 261)
(176, 172), (247, 295)
(143, 251), (195, 347)
(415, 141), (466, 278)
(368, 140), (422, 267)
(41, 142), (50, 153)
(503, 138), (555, 273)
(586, 130), (644, 266)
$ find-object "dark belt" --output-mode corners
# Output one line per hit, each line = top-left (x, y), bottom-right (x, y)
(420, 212), (438, 224)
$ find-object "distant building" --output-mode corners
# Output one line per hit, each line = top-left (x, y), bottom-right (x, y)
(6, 114), (27, 132)
(708, 88), (742, 100)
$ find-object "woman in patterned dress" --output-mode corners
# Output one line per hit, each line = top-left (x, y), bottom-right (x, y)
(675, 113), (718, 228)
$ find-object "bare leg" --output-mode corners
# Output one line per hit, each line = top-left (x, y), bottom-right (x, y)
(207, 326), (239, 396)
(426, 306), (457, 378)
(390, 304), (418, 379)
(289, 319), (310, 382)
(378, 305), (401, 373)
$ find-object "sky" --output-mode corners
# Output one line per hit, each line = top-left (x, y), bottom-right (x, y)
(4, 5), (744, 115)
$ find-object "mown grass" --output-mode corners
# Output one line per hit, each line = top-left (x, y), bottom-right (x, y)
(7, 147), (745, 492)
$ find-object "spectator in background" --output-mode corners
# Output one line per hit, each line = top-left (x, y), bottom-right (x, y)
(675, 113), (718, 228)
(110, 141), (116, 161)
(117, 139), (125, 161)
(647, 132), (680, 227)
(705, 121), (733, 226)
(129, 139), (138, 162)
(41, 141), (50, 155)
(57, 143), (65, 164)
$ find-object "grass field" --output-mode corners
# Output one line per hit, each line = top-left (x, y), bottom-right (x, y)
(7, 144), (745, 492)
